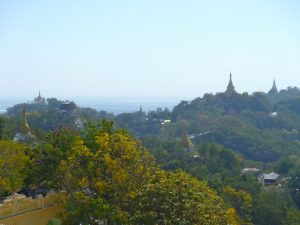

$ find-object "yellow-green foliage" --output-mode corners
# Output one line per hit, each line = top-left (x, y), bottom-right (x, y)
(227, 208), (241, 225)
(0, 140), (28, 195)
(59, 130), (157, 224)
(222, 186), (253, 223)
(59, 129), (231, 225)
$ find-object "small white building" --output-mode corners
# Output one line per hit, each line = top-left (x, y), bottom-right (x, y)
(270, 112), (278, 118)
(241, 168), (261, 174)
(161, 119), (171, 125)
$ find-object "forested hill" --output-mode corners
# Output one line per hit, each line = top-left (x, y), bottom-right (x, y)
(112, 86), (300, 163)
(168, 89), (300, 162)
(2, 87), (300, 224)
(3, 98), (113, 137)
(3, 86), (300, 163)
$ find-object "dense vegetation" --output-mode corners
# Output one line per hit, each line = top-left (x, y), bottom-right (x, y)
(2, 86), (300, 224)
(0, 121), (234, 225)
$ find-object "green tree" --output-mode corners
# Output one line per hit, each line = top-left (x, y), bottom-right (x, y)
(25, 128), (78, 188)
(288, 171), (300, 208)
(252, 192), (288, 225)
(0, 116), (5, 140)
(286, 208), (300, 225)
(58, 124), (231, 225)
(59, 129), (157, 224)
(221, 186), (253, 223)
(131, 170), (230, 225)
(0, 141), (28, 196)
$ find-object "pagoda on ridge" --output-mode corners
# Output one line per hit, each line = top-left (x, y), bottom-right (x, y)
(225, 73), (236, 94)
(268, 79), (278, 95)
(33, 91), (47, 104)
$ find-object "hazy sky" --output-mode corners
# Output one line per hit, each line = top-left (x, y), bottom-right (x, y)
(1, 0), (300, 99)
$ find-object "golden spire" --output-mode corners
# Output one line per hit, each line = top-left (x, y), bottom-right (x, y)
(182, 130), (193, 149)
(21, 106), (30, 134)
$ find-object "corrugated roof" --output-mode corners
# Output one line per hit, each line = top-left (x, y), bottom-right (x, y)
(263, 172), (280, 180)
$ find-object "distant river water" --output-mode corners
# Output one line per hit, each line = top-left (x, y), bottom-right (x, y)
(0, 97), (186, 115)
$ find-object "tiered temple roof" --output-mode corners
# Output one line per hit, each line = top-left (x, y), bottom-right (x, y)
(268, 79), (278, 95)
(225, 73), (236, 94)
(33, 91), (47, 104)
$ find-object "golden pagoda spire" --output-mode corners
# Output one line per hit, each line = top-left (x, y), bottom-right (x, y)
(182, 130), (194, 150)
(21, 106), (30, 134)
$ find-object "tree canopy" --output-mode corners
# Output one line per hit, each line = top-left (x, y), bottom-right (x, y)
(0, 140), (28, 196)
(57, 122), (231, 224)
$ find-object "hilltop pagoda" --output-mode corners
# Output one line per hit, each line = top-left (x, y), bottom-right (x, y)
(33, 91), (47, 104)
(268, 79), (278, 95)
(225, 73), (236, 94)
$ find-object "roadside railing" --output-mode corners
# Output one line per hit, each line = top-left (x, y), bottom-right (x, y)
(0, 191), (62, 220)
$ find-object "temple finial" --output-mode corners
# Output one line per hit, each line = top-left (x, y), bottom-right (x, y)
(268, 79), (278, 95)
(225, 72), (236, 94)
